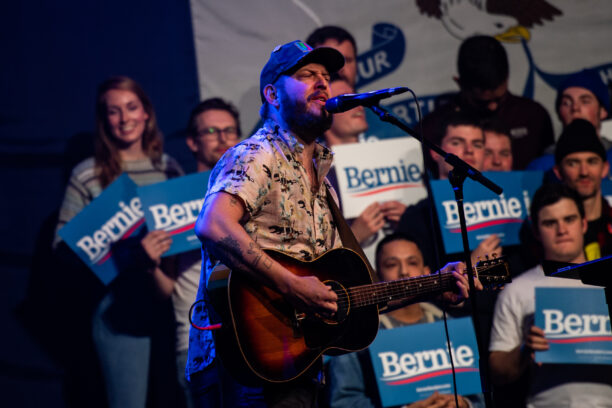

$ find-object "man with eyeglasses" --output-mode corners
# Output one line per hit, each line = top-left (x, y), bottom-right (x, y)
(174, 97), (244, 408)
(185, 97), (242, 172)
(422, 35), (554, 170)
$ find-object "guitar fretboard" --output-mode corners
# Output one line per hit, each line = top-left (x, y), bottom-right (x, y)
(344, 272), (458, 308)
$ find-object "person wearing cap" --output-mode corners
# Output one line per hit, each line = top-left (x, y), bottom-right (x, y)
(527, 68), (611, 173)
(185, 40), (474, 408)
(553, 118), (612, 260)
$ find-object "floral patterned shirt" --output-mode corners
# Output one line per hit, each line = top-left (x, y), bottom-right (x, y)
(187, 119), (342, 379)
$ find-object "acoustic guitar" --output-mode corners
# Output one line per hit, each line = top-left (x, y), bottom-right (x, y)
(206, 247), (509, 384)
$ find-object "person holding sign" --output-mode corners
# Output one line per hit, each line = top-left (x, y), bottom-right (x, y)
(322, 75), (407, 245)
(397, 111), (501, 271)
(489, 183), (612, 407)
(327, 232), (483, 408)
(54, 76), (184, 408)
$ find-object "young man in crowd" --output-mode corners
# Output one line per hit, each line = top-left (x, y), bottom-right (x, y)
(174, 98), (242, 407)
(528, 68), (611, 171)
(422, 35), (554, 169)
(552, 118), (612, 260)
(489, 183), (612, 406)
(306, 25), (358, 86)
(397, 111), (500, 270)
(327, 232), (484, 408)
(482, 120), (513, 172)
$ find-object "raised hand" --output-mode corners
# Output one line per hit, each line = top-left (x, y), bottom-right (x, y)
(471, 234), (502, 266)
(141, 230), (172, 266)
(351, 202), (385, 243)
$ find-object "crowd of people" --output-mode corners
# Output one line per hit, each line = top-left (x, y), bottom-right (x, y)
(48, 24), (612, 408)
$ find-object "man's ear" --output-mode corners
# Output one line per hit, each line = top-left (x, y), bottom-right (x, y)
(553, 165), (563, 181)
(263, 84), (279, 107)
(185, 136), (198, 153)
(582, 216), (588, 235)
(599, 106), (608, 121)
(602, 161), (610, 179)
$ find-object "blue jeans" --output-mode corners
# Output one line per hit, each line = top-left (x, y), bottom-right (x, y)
(92, 292), (151, 408)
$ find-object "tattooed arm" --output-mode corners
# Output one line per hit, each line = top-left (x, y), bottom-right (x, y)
(195, 191), (337, 315)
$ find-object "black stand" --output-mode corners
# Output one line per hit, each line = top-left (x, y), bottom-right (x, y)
(368, 104), (502, 408)
(550, 254), (612, 319)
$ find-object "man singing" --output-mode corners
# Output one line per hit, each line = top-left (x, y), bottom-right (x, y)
(187, 40), (473, 408)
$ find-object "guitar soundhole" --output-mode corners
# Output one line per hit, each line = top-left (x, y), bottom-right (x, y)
(324, 280), (349, 324)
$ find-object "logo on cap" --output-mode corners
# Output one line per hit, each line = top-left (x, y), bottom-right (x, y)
(294, 41), (312, 53)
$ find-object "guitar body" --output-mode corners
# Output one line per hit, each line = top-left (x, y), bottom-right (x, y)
(207, 247), (379, 384)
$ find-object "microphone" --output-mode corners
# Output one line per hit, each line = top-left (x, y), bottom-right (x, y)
(325, 87), (409, 113)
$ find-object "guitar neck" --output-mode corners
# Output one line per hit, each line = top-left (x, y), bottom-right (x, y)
(347, 272), (458, 308)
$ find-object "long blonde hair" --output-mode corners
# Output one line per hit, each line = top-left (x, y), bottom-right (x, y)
(95, 76), (163, 187)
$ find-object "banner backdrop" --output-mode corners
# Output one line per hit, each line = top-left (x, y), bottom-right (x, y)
(190, 0), (612, 140)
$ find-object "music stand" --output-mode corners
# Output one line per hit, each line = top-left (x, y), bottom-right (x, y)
(550, 254), (612, 319)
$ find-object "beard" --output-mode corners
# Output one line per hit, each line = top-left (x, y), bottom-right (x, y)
(278, 87), (333, 144)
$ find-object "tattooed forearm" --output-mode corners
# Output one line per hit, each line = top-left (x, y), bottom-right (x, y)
(206, 236), (245, 271)
(247, 241), (263, 269)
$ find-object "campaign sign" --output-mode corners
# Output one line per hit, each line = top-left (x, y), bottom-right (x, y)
(58, 174), (146, 285)
(333, 138), (427, 219)
(430, 171), (542, 254)
(368, 317), (481, 407)
(138, 171), (210, 256)
(535, 287), (612, 365)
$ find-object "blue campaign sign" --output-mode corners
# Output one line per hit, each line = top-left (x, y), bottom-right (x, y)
(138, 171), (210, 256)
(58, 174), (146, 285)
(535, 287), (612, 365)
(430, 171), (543, 254)
(368, 317), (481, 407)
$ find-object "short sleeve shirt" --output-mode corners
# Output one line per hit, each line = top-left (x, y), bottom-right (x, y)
(187, 120), (342, 378)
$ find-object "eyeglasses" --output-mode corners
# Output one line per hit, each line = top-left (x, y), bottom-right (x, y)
(197, 126), (239, 140)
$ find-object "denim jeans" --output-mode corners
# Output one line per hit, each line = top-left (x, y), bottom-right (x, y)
(92, 292), (151, 408)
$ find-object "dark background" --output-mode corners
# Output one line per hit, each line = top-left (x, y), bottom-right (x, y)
(0, 1), (200, 406)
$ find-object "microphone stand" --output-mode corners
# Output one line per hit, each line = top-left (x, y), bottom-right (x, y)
(368, 104), (502, 408)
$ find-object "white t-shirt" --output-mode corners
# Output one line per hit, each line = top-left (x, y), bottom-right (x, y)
(490, 265), (612, 407)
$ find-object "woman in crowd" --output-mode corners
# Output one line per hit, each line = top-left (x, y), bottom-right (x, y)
(55, 76), (183, 407)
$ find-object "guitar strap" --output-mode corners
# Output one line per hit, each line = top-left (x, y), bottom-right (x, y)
(324, 184), (376, 281)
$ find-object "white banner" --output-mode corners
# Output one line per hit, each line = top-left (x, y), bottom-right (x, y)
(190, 0), (612, 138)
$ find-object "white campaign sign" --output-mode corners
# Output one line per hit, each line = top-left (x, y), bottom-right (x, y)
(333, 138), (427, 219)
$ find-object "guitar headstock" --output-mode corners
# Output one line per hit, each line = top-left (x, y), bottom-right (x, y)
(474, 255), (511, 289)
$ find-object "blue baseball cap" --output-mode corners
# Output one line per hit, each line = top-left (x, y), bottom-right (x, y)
(259, 40), (344, 102)
(556, 68), (611, 117)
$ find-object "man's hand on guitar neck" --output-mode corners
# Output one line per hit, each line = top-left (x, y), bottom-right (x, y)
(437, 261), (483, 305)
